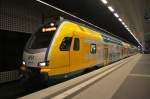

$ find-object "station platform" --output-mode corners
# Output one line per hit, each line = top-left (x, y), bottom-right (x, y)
(20, 54), (150, 99)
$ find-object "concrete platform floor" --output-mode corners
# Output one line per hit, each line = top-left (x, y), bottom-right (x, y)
(70, 54), (150, 99)
(111, 54), (150, 99)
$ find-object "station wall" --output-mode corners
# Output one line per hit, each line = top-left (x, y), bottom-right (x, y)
(1, 30), (31, 72)
(0, 0), (42, 33)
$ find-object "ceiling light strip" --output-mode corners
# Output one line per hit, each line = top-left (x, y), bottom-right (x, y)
(108, 6), (114, 12)
(107, 6), (142, 46)
(114, 13), (119, 18)
(100, 0), (108, 4)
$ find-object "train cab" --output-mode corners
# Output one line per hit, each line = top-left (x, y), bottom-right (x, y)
(20, 20), (104, 81)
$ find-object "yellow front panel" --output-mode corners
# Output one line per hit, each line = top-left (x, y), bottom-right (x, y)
(45, 22), (78, 76)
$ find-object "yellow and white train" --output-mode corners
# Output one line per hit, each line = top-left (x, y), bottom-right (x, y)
(20, 20), (137, 81)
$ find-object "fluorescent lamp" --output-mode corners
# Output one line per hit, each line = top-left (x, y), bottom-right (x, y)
(118, 18), (122, 22)
(122, 22), (125, 25)
(129, 29), (131, 32)
(124, 25), (127, 28)
(108, 6), (114, 12)
(114, 13), (119, 18)
(101, 0), (108, 4)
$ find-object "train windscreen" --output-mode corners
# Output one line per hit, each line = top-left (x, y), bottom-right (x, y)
(28, 28), (56, 49)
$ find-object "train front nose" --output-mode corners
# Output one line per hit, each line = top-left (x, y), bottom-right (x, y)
(23, 50), (47, 67)
(20, 50), (50, 82)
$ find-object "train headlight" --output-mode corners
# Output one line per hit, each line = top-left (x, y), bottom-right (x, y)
(22, 61), (25, 65)
(39, 62), (46, 66)
(38, 61), (49, 67)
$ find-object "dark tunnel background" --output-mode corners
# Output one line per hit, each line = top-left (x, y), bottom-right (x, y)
(0, 30), (31, 72)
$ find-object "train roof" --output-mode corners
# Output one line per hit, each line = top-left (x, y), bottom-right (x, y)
(61, 20), (124, 45)
(62, 20), (126, 41)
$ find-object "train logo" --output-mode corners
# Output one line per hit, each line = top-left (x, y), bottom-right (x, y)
(28, 56), (34, 61)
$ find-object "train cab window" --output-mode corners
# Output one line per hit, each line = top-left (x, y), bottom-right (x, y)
(60, 37), (72, 51)
(90, 44), (96, 54)
(28, 31), (55, 49)
(73, 38), (80, 51)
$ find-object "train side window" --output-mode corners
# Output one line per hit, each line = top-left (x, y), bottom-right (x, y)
(60, 37), (72, 51)
(73, 38), (80, 51)
(90, 44), (96, 54)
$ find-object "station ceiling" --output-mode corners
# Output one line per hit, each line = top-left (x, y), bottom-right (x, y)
(108, 0), (150, 48)
(42, 0), (150, 47)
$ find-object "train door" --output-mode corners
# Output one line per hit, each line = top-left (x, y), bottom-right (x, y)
(127, 48), (129, 56)
(104, 45), (109, 66)
(70, 36), (81, 72)
(125, 48), (127, 57)
(70, 33), (82, 72)
(52, 36), (73, 75)
(122, 47), (124, 58)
